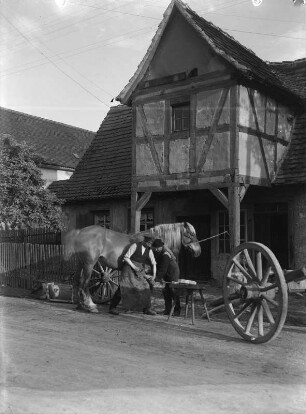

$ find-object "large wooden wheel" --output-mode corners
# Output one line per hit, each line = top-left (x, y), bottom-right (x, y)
(222, 242), (288, 344)
(88, 259), (120, 304)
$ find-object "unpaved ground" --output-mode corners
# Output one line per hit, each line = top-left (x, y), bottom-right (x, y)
(0, 293), (306, 414)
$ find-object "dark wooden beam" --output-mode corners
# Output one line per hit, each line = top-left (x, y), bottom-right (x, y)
(137, 105), (163, 174)
(136, 191), (152, 211)
(196, 87), (229, 172)
(209, 188), (229, 209)
(247, 89), (270, 181)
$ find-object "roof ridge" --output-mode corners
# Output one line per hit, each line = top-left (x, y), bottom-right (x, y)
(268, 57), (306, 66)
(0, 106), (96, 133)
(183, 4), (258, 60)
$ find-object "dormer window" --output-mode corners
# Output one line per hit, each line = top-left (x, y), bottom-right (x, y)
(172, 102), (190, 132)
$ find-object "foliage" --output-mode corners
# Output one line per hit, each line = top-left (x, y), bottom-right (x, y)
(0, 134), (65, 230)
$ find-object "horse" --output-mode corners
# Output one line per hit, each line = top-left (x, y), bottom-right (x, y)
(64, 222), (201, 313)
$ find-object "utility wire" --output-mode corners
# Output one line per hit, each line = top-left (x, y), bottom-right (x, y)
(0, 11), (110, 107)
(5, 5), (115, 99)
(0, 0), (247, 56)
(0, 24), (157, 78)
(206, 10), (305, 24)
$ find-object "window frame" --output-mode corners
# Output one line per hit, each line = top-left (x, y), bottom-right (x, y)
(171, 102), (190, 133)
(93, 210), (111, 229)
(218, 210), (247, 254)
(140, 208), (155, 232)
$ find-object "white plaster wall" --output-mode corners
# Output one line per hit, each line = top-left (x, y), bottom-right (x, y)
(41, 168), (73, 187)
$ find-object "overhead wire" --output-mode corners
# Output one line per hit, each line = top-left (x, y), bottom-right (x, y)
(1, 0), (305, 80)
(0, 0), (248, 56)
(0, 10), (111, 108)
(0, 24), (158, 78)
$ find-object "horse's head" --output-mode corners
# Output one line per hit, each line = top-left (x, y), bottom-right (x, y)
(181, 222), (201, 257)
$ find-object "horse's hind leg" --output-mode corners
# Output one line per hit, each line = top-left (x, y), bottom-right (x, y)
(79, 262), (98, 313)
(72, 260), (82, 306)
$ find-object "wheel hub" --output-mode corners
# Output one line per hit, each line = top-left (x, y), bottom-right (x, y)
(240, 283), (261, 300)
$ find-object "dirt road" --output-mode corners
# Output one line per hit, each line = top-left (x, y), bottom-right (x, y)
(0, 295), (305, 414)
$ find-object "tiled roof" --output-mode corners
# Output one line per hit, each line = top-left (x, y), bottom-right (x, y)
(117, 0), (301, 106)
(273, 58), (306, 185)
(0, 106), (95, 170)
(269, 58), (306, 102)
(274, 113), (306, 185)
(49, 105), (132, 201)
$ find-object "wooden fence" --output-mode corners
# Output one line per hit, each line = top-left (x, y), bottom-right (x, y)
(0, 228), (61, 244)
(0, 243), (76, 290)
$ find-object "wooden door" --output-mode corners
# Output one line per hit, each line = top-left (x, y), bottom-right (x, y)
(254, 213), (288, 268)
(177, 215), (211, 281)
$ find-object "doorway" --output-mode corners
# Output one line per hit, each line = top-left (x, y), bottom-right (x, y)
(177, 215), (211, 281)
(253, 209), (288, 269)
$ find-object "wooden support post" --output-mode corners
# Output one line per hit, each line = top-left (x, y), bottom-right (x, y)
(229, 181), (240, 251)
(130, 188), (140, 234)
(130, 189), (152, 234)
(229, 85), (240, 250)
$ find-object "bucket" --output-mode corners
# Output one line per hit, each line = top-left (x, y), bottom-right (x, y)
(48, 282), (74, 303)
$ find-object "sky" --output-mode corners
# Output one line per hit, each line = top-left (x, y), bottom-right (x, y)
(0, 0), (305, 132)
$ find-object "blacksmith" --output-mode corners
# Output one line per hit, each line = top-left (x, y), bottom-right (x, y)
(109, 233), (157, 315)
(152, 238), (181, 316)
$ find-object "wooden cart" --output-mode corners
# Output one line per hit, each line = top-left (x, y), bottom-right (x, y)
(217, 242), (306, 344)
(87, 241), (306, 344)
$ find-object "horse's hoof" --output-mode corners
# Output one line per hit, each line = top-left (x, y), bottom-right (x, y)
(89, 307), (99, 313)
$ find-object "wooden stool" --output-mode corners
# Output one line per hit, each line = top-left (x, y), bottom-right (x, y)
(167, 283), (211, 324)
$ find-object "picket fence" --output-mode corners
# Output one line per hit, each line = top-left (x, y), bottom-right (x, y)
(0, 243), (77, 290)
(0, 228), (61, 244)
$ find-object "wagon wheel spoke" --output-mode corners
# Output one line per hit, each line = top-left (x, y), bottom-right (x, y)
(243, 249), (257, 278)
(88, 260), (120, 304)
(233, 301), (253, 321)
(232, 258), (253, 282)
(260, 293), (279, 307)
(256, 252), (263, 281)
(223, 242), (288, 344)
(245, 304), (257, 335)
(257, 304), (264, 336)
(261, 266), (272, 286)
(261, 299), (275, 325)
(226, 275), (246, 286)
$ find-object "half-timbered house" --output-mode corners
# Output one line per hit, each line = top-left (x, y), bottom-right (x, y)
(50, 0), (306, 282)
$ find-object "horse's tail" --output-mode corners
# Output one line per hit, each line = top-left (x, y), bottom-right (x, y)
(63, 229), (80, 260)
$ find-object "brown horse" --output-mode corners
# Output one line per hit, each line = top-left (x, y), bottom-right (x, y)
(64, 222), (201, 312)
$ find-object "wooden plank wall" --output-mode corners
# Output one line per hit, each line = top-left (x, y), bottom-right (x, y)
(0, 243), (77, 289)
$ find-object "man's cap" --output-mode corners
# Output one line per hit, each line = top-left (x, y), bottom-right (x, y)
(152, 238), (164, 248)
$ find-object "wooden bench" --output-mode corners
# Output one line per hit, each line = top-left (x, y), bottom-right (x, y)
(168, 282), (211, 325)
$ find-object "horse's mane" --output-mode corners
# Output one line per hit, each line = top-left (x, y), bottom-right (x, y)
(132, 222), (196, 255)
(151, 223), (183, 253)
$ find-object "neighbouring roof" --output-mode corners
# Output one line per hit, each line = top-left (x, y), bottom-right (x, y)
(49, 105), (132, 201)
(117, 0), (302, 106)
(269, 58), (306, 102)
(0, 106), (95, 170)
(274, 113), (306, 185)
(273, 58), (306, 185)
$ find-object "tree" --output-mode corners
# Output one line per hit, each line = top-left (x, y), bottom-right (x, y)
(0, 134), (65, 230)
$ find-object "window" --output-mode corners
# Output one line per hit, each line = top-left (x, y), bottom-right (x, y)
(94, 210), (110, 228)
(218, 211), (247, 253)
(140, 209), (154, 232)
(172, 103), (190, 132)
